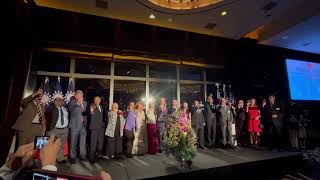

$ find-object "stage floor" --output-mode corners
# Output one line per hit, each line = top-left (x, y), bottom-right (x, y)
(57, 147), (300, 180)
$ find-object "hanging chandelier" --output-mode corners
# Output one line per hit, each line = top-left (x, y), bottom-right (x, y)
(148, 0), (224, 10)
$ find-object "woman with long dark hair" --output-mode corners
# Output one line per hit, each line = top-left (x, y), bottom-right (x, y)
(246, 98), (262, 145)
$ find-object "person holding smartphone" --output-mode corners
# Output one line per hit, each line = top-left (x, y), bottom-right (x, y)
(46, 95), (69, 163)
(12, 89), (46, 147)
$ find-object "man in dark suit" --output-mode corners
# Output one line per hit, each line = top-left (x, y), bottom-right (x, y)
(88, 96), (105, 163)
(68, 90), (87, 163)
(156, 97), (168, 153)
(192, 100), (206, 149)
(169, 99), (179, 115)
(204, 96), (217, 148)
(46, 95), (69, 163)
(219, 98), (233, 148)
(265, 95), (284, 150)
(12, 89), (46, 147)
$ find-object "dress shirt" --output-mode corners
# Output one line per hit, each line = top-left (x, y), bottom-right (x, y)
(55, 106), (69, 128)
(125, 111), (136, 131)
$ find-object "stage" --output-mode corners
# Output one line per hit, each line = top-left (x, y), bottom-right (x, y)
(57, 147), (301, 180)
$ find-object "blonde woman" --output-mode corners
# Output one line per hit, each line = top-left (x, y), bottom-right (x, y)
(146, 102), (158, 154)
(132, 102), (148, 155)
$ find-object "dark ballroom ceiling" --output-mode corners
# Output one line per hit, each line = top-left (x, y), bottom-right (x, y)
(34, 0), (320, 54)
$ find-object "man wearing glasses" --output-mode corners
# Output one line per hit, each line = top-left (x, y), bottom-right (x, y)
(46, 95), (69, 163)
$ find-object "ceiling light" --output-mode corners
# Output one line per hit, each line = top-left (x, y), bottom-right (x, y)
(281, 36), (288, 40)
(149, 14), (156, 19)
(221, 11), (227, 16)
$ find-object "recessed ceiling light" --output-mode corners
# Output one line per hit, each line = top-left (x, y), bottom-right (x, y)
(149, 14), (156, 19)
(221, 11), (227, 16)
(282, 36), (289, 40)
(168, 18), (173, 22)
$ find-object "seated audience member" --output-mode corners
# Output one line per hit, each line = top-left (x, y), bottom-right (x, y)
(0, 135), (112, 180)
(0, 135), (60, 179)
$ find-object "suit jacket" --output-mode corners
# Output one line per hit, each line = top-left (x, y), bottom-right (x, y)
(236, 107), (246, 126)
(45, 104), (68, 131)
(191, 108), (205, 128)
(88, 104), (105, 130)
(204, 103), (217, 123)
(218, 105), (233, 125)
(156, 105), (168, 123)
(12, 95), (45, 131)
(68, 99), (87, 129)
(265, 103), (283, 128)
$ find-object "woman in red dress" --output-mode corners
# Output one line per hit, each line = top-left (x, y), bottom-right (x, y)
(246, 98), (261, 145)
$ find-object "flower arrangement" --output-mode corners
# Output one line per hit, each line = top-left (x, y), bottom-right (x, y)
(163, 111), (197, 168)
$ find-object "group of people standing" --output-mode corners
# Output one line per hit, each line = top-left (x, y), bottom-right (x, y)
(12, 88), (309, 166)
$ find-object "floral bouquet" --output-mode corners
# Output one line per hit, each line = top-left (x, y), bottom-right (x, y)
(163, 111), (197, 168)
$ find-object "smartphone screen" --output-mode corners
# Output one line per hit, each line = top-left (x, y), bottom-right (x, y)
(34, 136), (49, 150)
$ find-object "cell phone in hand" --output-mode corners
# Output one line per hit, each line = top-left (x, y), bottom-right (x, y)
(32, 169), (100, 180)
(34, 136), (49, 150)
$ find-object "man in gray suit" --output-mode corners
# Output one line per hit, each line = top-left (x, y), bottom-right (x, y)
(192, 100), (206, 149)
(46, 95), (69, 163)
(68, 90), (87, 163)
(88, 96), (105, 163)
(204, 96), (217, 148)
(219, 98), (234, 148)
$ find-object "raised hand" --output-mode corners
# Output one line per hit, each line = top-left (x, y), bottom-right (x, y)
(40, 135), (61, 166)
(32, 89), (43, 98)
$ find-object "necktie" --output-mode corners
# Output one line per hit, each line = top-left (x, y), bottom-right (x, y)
(60, 108), (64, 126)
(36, 102), (42, 123)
